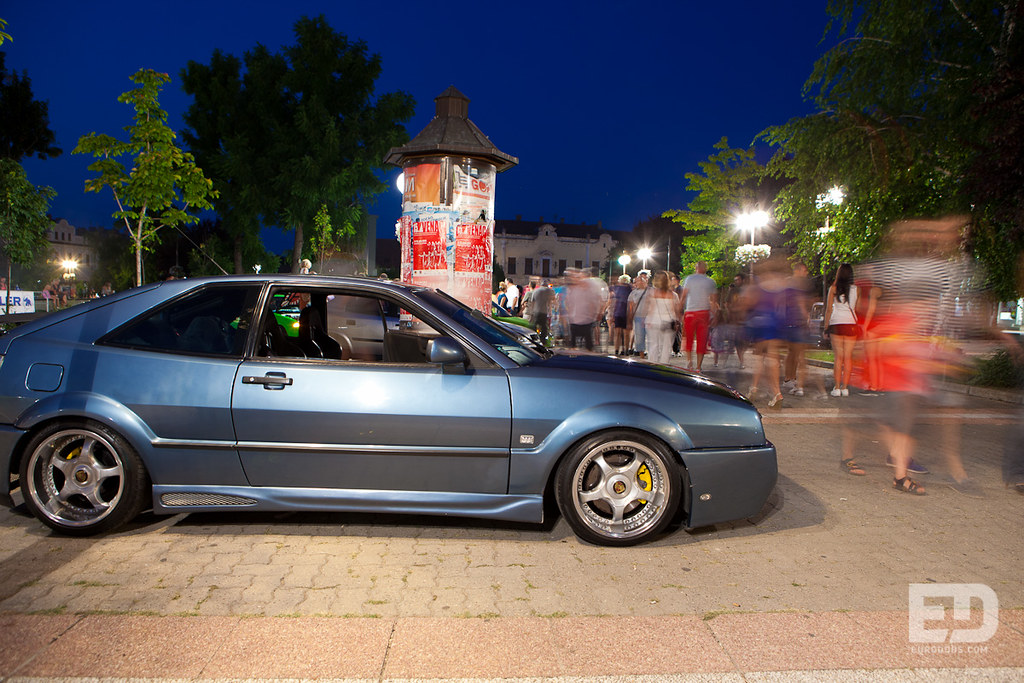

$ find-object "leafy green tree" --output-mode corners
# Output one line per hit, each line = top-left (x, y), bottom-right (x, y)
(0, 159), (54, 311)
(0, 19), (12, 45)
(762, 0), (1023, 296)
(663, 138), (770, 283)
(182, 15), (414, 273)
(0, 53), (61, 162)
(74, 69), (218, 286)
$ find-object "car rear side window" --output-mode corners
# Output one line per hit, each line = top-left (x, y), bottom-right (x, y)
(103, 285), (260, 357)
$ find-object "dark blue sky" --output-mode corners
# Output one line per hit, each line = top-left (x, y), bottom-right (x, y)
(5, 1), (830, 252)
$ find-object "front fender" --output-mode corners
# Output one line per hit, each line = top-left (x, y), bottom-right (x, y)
(508, 402), (693, 495)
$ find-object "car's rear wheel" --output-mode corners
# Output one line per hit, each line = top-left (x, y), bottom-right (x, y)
(19, 420), (148, 536)
(555, 431), (681, 546)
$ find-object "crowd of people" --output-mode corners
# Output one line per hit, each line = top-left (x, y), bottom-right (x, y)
(493, 257), (823, 406)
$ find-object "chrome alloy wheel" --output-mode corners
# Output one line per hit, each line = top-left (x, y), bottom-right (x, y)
(569, 439), (672, 541)
(24, 428), (126, 528)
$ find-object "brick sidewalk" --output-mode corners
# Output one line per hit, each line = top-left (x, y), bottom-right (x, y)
(2, 612), (1023, 679)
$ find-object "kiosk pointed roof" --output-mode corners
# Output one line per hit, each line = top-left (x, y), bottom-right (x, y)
(385, 86), (518, 172)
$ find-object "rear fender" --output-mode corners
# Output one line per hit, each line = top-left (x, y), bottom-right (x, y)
(14, 391), (157, 461)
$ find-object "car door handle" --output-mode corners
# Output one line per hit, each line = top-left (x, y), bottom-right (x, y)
(242, 373), (293, 388)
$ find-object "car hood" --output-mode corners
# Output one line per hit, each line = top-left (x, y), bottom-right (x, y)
(536, 352), (749, 403)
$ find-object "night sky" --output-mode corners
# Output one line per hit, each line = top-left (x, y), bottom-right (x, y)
(5, 1), (831, 252)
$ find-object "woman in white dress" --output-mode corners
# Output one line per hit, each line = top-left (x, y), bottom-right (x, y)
(644, 270), (680, 365)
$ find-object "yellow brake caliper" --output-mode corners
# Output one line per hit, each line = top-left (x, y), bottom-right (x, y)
(637, 463), (652, 504)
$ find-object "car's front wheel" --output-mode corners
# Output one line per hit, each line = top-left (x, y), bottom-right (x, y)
(555, 431), (681, 546)
(19, 420), (149, 536)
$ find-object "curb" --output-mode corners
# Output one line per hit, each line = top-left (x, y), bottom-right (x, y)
(805, 359), (1023, 405)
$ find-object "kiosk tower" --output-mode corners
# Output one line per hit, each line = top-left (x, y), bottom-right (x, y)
(385, 87), (518, 312)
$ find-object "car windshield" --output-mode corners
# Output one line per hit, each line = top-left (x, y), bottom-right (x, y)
(420, 289), (546, 365)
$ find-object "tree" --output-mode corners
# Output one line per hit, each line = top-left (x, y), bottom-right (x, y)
(663, 138), (770, 283)
(73, 69), (218, 286)
(181, 15), (414, 273)
(0, 52), (61, 162)
(0, 159), (54, 310)
(761, 0), (1024, 296)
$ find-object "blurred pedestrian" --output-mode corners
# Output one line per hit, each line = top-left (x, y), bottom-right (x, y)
(610, 274), (632, 355)
(670, 273), (683, 355)
(743, 257), (787, 407)
(529, 280), (554, 346)
(823, 263), (860, 397)
(505, 278), (520, 316)
(644, 270), (680, 364)
(564, 268), (603, 351)
(628, 270), (652, 357)
(782, 261), (815, 396)
(590, 270), (610, 350)
(680, 261), (718, 372)
(495, 281), (508, 309)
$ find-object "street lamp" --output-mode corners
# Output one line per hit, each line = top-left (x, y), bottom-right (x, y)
(637, 247), (652, 271)
(617, 253), (630, 275)
(815, 186), (845, 300)
(736, 210), (770, 245)
(61, 259), (78, 282)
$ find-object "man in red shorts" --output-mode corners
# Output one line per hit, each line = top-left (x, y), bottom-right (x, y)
(680, 261), (718, 372)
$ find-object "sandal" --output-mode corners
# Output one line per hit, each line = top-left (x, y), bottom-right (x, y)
(840, 458), (866, 476)
(893, 477), (926, 495)
(767, 393), (783, 408)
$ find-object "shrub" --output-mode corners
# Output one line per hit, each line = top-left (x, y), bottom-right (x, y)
(969, 348), (1024, 388)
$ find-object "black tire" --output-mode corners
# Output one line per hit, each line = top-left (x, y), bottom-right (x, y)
(19, 420), (149, 536)
(554, 430), (681, 546)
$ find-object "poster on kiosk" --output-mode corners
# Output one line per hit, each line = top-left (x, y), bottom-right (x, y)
(398, 158), (495, 315)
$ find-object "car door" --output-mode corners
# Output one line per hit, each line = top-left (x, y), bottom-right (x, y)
(232, 287), (513, 494)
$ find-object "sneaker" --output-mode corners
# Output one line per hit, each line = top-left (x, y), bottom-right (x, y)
(830, 388), (841, 397)
(840, 387), (849, 397)
(788, 385), (803, 396)
(886, 456), (930, 475)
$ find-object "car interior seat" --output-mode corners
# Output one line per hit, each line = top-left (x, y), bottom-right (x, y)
(262, 320), (305, 358)
(298, 295), (348, 360)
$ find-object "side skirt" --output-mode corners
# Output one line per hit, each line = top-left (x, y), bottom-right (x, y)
(151, 485), (545, 524)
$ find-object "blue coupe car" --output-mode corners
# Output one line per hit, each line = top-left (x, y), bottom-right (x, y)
(0, 275), (776, 546)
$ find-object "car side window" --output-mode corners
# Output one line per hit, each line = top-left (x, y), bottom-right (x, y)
(103, 285), (260, 357)
(258, 288), (441, 364)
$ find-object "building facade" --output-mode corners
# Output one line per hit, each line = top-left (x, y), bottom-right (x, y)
(45, 219), (97, 283)
(494, 217), (618, 281)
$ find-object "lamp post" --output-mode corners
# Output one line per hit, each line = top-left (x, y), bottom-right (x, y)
(618, 253), (630, 275)
(815, 186), (845, 300)
(735, 211), (770, 275)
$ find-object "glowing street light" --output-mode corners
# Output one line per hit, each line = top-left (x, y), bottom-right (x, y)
(736, 210), (770, 245)
(617, 253), (630, 275)
(637, 247), (652, 270)
(815, 185), (845, 236)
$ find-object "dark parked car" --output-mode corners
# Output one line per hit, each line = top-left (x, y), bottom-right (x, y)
(0, 275), (776, 546)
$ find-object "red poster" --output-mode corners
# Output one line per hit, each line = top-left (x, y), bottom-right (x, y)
(412, 219), (446, 271)
(455, 223), (492, 273)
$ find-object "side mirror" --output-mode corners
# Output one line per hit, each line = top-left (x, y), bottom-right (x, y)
(427, 337), (467, 373)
